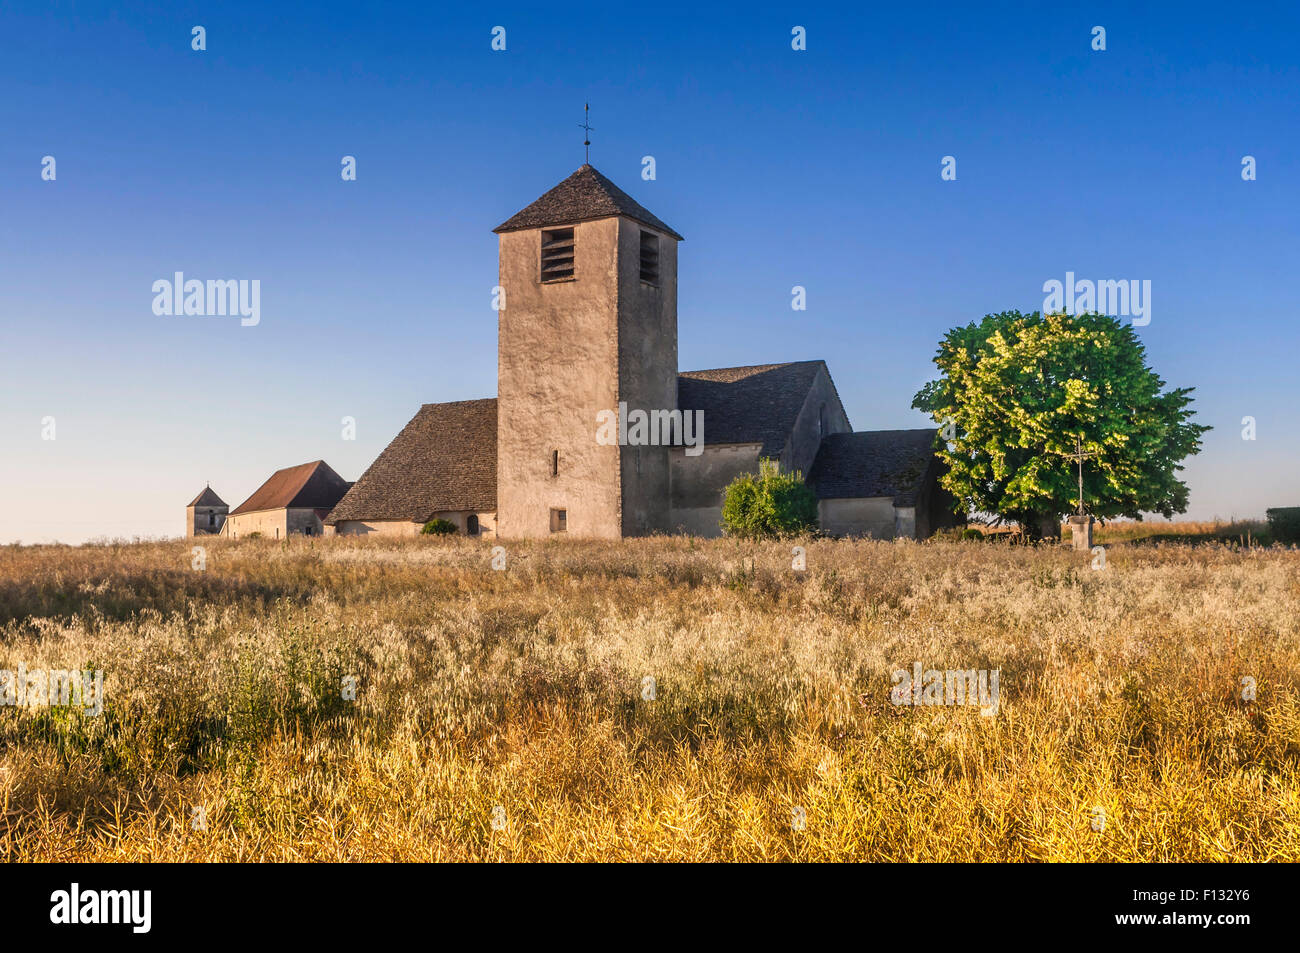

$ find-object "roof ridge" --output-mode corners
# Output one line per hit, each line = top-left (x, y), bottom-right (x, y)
(680, 359), (823, 376)
(419, 396), (497, 409)
(829, 428), (936, 438)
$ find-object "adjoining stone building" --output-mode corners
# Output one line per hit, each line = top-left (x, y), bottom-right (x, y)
(186, 486), (228, 537)
(325, 164), (957, 540)
(808, 430), (957, 539)
(223, 460), (352, 539)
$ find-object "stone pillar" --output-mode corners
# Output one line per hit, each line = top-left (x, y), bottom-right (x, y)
(1068, 515), (1093, 551)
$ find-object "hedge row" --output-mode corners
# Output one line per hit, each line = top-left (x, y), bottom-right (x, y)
(1265, 507), (1300, 544)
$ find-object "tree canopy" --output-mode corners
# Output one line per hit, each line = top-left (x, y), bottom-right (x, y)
(912, 311), (1209, 538)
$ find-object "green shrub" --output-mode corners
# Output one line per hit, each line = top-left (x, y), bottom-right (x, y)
(246, 532), (263, 539)
(961, 527), (984, 541)
(421, 518), (458, 536)
(1265, 507), (1300, 544)
(720, 459), (818, 539)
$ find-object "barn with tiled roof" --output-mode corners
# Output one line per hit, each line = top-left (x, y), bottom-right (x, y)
(222, 460), (352, 540)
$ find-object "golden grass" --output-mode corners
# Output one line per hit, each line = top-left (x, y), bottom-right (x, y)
(1, 530), (1297, 861)
(1093, 519), (1271, 544)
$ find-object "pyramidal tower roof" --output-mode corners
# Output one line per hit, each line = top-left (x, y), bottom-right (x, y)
(493, 164), (683, 240)
(188, 486), (226, 507)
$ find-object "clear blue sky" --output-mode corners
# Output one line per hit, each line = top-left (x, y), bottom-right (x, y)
(2, 1), (1296, 543)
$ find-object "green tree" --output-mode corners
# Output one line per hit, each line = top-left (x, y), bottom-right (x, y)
(912, 311), (1209, 539)
(720, 458), (819, 538)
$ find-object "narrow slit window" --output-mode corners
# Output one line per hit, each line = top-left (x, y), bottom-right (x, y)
(551, 449), (559, 477)
(541, 227), (575, 282)
(639, 230), (659, 284)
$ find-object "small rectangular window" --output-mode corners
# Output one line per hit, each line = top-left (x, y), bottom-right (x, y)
(541, 228), (575, 282)
(639, 230), (659, 285)
(550, 508), (567, 533)
(551, 449), (559, 476)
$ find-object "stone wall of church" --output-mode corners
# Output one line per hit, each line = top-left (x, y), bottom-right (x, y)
(914, 457), (962, 538)
(431, 510), (497, 537)
(330, 519), (422, 537)
(497, 218), (624, 540)
(783, 364), (853, 476)
(330, 511), (497, 538)
(818, 497), (898, 538)
(893, 506), (917, 539)
(618, 218), (678, 535)
(670, 443), (762, 537)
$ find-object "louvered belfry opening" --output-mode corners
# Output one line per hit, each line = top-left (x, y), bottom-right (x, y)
(639, 229), (659, 285)
(540, 227), (575, 282)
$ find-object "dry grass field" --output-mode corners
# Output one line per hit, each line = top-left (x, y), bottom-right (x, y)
(1, 529), (1297, 862)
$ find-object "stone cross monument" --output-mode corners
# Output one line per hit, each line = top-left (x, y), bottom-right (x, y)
(1060, 435), (1096, 551)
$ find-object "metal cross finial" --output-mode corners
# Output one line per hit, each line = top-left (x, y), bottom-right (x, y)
(578, 103), (594, 164)
(1058, 434), (1098, 516)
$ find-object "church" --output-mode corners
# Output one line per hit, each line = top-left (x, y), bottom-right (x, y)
(315, 164), (956, 541)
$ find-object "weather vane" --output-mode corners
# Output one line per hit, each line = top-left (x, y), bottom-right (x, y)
(579, 103), (594, 164)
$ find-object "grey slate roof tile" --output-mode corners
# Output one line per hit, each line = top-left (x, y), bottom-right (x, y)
(325, 399), (497, 524)
(677, 361), (825, 458)
(807, 429), (938, 506)
(493, 165), (683, 240)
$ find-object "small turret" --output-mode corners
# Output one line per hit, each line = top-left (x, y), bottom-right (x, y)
(186, 484), (228, 537)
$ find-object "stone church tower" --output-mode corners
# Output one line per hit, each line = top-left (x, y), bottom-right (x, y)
(493, 165), (682, 539)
